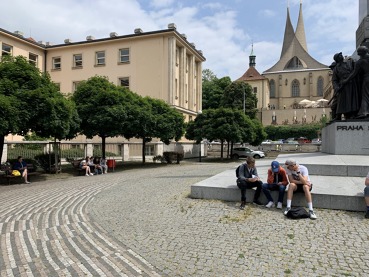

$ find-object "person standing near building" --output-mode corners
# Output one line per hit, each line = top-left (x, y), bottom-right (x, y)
(284, 159), (317, 219)
(236, 157), (263, 210)
(262, 161), (288, 209)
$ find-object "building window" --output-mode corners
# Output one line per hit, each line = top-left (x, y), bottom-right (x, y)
(96, 51), (105, 65)
(119, 48), (130, 63)
(54, 83), (61, 91)
(73, 81), (81, 92)
(269, 80), (276, 98)
(145, 145), (154, 156)
(52, 57), (61, 70)
(119, 77), (129, 88)
(176, 48), (179, 66)
(285, 56), (305, 69)
(29, 53), (38, 66)
(73, 54), (83, 68)
(291, 79), (300, 97)
(253, 87), (257, 93)
(317, 76), (324, 96)
(2, 43), (13, 56)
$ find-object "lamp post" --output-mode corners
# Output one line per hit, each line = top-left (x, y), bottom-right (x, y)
(198, 110), (202, 162)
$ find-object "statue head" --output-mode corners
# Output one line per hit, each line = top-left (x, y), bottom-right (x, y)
(333, 52), (343, 63)
(357, 46), (368, 57)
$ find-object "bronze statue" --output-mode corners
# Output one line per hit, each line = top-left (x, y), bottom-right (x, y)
(331, 52), (360, 120)
(343, 46), (369, 118)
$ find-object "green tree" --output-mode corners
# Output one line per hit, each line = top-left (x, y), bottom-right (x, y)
(73, 76), (135, 159)
(125, 97), (185, 163)
(0, 55), (79, 162)
(186, 108), (261, 159)
(202, 69), (232, 110)
(221, 81), (258, 119)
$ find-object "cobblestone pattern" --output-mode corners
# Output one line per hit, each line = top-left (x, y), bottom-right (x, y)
(89, 163), (369, 277)
(0, 174), (161, 276)
(1, 162), (369, 277)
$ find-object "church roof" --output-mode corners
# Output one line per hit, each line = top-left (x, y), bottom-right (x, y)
(264, 1), (328, 73)
(236, 66), (265, 81)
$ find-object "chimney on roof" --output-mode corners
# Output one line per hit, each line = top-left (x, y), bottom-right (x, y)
(110, 32), (118, 38)
(86, 35), (95, 41)
(14, 31), (24, 37)
(134, 28), (143, 34)
(181, 33), (187, 40)
(168, 23), (177, 30)
(64, 38), (72, 44)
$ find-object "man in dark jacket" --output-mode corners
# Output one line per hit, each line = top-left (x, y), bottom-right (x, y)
(236, 157), (263, 209)
(12, 156), (30, 184)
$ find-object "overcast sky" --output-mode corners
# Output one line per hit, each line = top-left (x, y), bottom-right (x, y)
(0, 0), (359, 80)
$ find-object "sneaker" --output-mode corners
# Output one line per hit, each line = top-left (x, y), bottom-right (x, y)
(284, 207), (291, 216)
(240, 204), (245, 210)
(89, 173), (94, 176)
(25, 181), (31, 184)
(86, 174), (89, 176)
(253, 200), (263, 206)
(309, 210), (317, 220)
(265, 201), (275, 208)
(365, 210), (369, 219)
(277, 202), (283, 209)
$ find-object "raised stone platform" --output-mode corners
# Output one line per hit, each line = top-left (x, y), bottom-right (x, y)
(322, 120), (369, 155)
(191, 153), (369, 212)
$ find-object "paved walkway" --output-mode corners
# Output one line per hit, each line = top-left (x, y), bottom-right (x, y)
(1, 162), (369, 276)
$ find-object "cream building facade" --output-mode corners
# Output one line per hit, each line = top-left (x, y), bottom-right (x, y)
(1, 24), (205, 142)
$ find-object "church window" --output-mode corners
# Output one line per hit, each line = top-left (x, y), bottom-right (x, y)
(291, 79), (300, 97)
(317, 76), (324, 96)
(269, 80), (276, 98)
(285, 56), (305, 69)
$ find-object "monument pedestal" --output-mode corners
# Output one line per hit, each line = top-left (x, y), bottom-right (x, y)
(321, 120), (369, 155)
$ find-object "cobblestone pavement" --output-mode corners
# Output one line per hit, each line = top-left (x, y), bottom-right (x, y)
(1, 162), (369, 276)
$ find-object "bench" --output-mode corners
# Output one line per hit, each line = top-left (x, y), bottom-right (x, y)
(1, 164), (40, 185)
(70, 159), (85, 176)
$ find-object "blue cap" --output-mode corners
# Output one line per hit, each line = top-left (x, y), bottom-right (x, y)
(271, 161), (280, 173)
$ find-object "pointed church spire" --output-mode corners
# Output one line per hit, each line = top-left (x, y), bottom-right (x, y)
(249, 43), (256, 67)
(280, 6), (295, 58)
(295, 0), (308, 52)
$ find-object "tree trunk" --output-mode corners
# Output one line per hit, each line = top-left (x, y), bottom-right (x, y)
(102, 136), (106, 159)
(0, 135), (4, 163)
(142, 137), (146, 164)
(220, 140), (224, 160)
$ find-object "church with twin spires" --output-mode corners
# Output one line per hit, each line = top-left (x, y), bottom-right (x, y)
(237, 1), (332, 126)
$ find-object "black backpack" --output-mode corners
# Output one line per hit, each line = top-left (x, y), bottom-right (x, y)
(236, 164), (246, 178)
(286, 207), (310, 219)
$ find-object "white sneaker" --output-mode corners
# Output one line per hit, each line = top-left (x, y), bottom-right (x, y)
(89, 173), (94, 176)
(309, 210), (317, 220)
(277, 202), (283, 209)
(284, 207), (291, 216)
(85, 174), (89, 176)
(265, 201), (275, 208)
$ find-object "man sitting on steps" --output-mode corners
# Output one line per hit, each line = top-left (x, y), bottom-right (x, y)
(284, 159), (317, 220)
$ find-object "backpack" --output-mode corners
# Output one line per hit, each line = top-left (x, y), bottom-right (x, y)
(286, 207), (310, 219)
(236, 164), (246, 178)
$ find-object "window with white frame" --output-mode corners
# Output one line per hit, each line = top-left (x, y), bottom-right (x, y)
(73, 54), (83, 68)
(95, 51), (105, 65)
(52, 57), (61, 70)
(145, 145), (154, 156)
(119, 48), (130, 63)
(2, 43), (12, 56)
(73, 81), (81, 92)
(29, 53), (38, 66)
(119, 77), (129, 88)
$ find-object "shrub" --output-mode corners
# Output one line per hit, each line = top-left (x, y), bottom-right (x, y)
(34, 153), (61, 173)
(162, 152), (184, 164)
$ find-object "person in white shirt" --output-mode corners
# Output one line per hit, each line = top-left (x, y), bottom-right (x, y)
(284, 159), (317, 220)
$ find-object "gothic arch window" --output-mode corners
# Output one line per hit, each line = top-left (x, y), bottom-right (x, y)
(291, 79), (300, 97)
(269, 79), (276, 98)
(317, 76), (324, 96)
(285, 56), (306, 69)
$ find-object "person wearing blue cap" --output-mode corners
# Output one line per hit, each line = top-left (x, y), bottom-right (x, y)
(262, 161), (288, 209)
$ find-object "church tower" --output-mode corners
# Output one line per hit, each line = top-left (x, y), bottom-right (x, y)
(261, 1), (331, 125)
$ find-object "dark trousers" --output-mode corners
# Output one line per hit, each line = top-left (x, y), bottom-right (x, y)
(262, 183), (287, 203)
(237, 179), (262, 202)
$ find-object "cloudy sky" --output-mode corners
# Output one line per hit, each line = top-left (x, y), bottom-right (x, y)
(1, 0), (359, 80)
